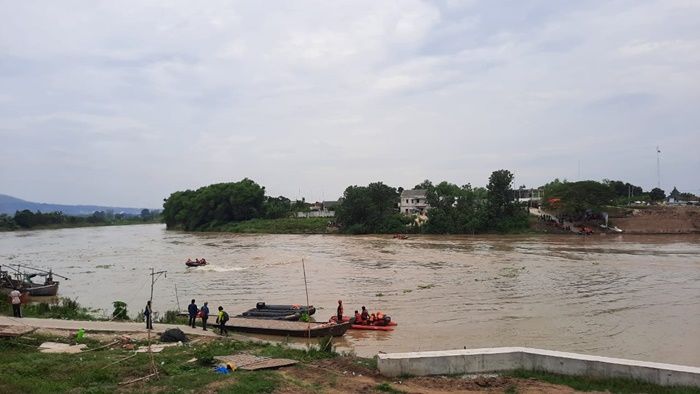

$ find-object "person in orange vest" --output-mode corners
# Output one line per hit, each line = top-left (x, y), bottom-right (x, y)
(376, 311), (386, 326)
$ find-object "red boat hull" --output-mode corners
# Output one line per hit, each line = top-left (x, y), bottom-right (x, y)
(329, 315), (397, 329)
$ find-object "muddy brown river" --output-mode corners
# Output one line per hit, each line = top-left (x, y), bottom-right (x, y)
(1, 224), (699, 365)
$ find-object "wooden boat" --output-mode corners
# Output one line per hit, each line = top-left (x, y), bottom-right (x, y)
(1, 267), (61, 297)
(26, 282), (59, 296)
(221, 318), (351, 337)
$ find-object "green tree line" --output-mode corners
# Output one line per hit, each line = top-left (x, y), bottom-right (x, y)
(0, 209), (159, 231)
(162, 170), (531, 234)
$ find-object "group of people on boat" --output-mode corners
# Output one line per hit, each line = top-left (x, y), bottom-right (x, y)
(185, 258), (207, 264)
(337, 300), (390, 326)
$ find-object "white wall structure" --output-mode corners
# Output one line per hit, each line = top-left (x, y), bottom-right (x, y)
(399, 189), (429, 215)
(377, 347), (700, 388)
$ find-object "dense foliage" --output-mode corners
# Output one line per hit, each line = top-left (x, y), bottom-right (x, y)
(542, 180), (616, 217)
(334, 182), (409, 234)
(162, 178), (268, 230)
(421, 170), (528, 233)
(0, 209), (157, 231)
(485, 169), (530, 232)
(422, 182), (484, 234)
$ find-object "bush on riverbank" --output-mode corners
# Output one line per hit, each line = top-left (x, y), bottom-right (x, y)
(216, 217), (332, 233)
(0, 297), (95, 320)
(0, 210), (161, 231)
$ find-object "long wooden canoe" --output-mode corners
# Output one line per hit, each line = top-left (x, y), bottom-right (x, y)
(221, 318), (350, 337)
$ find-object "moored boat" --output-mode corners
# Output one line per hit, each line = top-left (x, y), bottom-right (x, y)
(222, 317), (351, 337)
(239, 309), (302, 321)
(26, 282), (59, 297)
(1, 266), (62, 297)
(255, 302), (316, 316)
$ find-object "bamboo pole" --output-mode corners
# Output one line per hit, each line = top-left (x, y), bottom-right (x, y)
(301, 258), (310, 343)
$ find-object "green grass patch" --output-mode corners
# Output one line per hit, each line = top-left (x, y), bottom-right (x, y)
(376, 382), (406, 393)
(220, 371), (280, 394)
(217, 217), (332, 233)
(1, 297), (95, 321)
(506, 369), (700, 394)
(0, 332), (341, 394)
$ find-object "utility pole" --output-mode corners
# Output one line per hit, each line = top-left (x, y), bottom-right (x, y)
(148, 268), (167, 378)
(149, 268), (167, 303)
(628, 184), (631, 204)
(656, 146), (661, 189)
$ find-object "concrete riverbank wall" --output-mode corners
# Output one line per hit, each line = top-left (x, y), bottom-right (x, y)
(377, 347), (700, 388)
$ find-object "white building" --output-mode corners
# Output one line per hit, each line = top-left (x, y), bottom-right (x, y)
(399, 189), (429, 215)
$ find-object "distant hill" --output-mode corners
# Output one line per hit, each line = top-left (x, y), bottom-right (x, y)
(0, 194), (149, 216)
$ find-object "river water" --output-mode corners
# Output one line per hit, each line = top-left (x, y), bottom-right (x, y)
(1, 224), (699, 365)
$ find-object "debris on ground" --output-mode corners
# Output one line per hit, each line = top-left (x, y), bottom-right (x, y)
(214, 353), (298, 371)
(135, 342), (182, 353)
(39, 342), (88, 354)
(0, 325), (36, 338)
(160, 328), (188, 343)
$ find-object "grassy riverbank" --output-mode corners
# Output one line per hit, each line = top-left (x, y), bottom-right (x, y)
(0, 218), (162, 232)
(1, 297), (96, 321)
(214, 217), (333, 234)
(2, 330), (697, 394)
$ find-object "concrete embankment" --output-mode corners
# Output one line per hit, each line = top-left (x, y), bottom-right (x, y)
(378, 347), (700, 388)
(0, 316), (219, 337)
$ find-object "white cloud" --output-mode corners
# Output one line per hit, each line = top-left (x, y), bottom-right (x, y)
(0, 1), (698, 206)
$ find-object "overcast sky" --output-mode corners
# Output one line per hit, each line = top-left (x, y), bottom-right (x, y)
(1, 0), (699, 208)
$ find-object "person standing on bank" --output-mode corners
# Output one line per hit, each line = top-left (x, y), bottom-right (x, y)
(200, 302), (209, 331)
(9, 288), (22, 318)
(144, 300), (153, 330)
(216, 306), (229, 336)
(188, 299), (198, 328)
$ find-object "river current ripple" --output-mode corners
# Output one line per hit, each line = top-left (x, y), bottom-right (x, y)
(1, 224), (699, 364)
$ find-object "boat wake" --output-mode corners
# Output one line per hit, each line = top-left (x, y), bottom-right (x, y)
(189, 266), (246, 273)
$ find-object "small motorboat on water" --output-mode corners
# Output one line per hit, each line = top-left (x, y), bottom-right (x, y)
(185, 259), (207, 267)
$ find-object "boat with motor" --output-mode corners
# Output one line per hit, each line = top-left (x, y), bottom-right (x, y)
(0, 265), (65, 297)
(185, 259), (207, 267)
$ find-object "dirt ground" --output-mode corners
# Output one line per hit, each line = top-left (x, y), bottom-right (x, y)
(276, 357), (596, 394)
(612, 205), (700, 234)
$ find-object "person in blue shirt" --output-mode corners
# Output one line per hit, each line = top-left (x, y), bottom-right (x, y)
(188, 299), (198, 328)
(200, 302), (210, 331)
